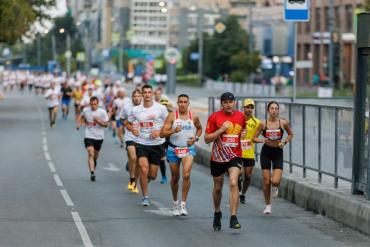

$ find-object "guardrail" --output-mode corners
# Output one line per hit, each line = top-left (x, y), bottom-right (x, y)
(208, 97), (355, 188)
(205, 80), (276, 97)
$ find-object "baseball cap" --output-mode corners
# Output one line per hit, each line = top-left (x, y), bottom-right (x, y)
(220, 92), (235, 101)
(118, 87), (126, 93)
(243, 99), (255, 107)
(160, 98), (169, 105)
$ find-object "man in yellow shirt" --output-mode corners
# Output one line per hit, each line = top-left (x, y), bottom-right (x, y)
(240, 99), (260, 204)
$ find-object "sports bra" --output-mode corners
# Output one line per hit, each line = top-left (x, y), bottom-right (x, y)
(262, 119), (284, 141)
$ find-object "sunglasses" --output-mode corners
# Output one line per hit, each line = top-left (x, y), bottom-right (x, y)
(244, 105), (254, 109)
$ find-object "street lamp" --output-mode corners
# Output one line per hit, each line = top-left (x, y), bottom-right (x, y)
(59, 27), (71, 75)
(59, 28), (65, 34)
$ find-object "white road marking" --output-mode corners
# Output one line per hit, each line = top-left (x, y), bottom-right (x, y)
(44, 152), (51, 161)
(43, 144), (48, 152)
(71, 212), (94, 247)
(53, 174), (64, 187)
(144, 200), (173, 216)
(42, 137), (47, 145)
(60, 189), (74, 207)
(48, 162), (56, 173)
(102, 163), (121, 172)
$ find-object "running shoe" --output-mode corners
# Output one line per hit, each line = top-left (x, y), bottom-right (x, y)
(272, 186), (279, 198)
(213, 211), (222, 231)
(127, 181), (133, 190)
(141, 197), (150, 206)
(179, 202), (188, 216)
(239, 194), (246, 204)
(263, 205), (272, 214)
(230, 215), (241, 229)
(172, 201), (180, 216)
(131, 186), (139, 194)
(160, 176), (168, 184)
(120, 141), (124, 148)
(90, 173), (96, 182)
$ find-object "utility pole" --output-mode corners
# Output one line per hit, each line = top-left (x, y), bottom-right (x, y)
(248, 0), (254, 83)
(37, 35), (41, 66)
(197, 9), (204, 85)
(66, 33), (71, 75)
(52, 35), (57, 61)
(328, 0), (334, 88)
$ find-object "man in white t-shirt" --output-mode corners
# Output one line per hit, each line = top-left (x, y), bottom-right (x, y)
(44, 82), (60, 128)
(112, 87), (131, 148)
(121, 89), (142, 193)
(76, 96), (109, 181)
(126, 85), (168, 206)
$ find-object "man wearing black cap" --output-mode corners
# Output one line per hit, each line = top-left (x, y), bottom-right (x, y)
(205, 92), (246, 230)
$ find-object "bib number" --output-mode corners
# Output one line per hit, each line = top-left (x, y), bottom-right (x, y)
(140, 121), (154, 129)
(241, 139), (252, 150)
(222, 134), (239, 147)
(266, 129), (282, 140)
(175, 147), (189, 158)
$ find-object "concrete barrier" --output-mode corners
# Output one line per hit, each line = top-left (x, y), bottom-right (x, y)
(194, 144), (370, 235)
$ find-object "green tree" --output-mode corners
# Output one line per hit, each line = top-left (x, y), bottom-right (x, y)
(0, 0), (55, 44)
(364, 0), (370, 11)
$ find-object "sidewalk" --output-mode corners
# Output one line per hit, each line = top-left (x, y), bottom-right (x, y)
(194, 140), (370, 235)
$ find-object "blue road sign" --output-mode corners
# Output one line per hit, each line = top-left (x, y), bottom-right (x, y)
(284, 0), (310, 22)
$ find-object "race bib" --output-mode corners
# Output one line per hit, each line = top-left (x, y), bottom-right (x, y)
(86, 121), (96, 127)
(139, 121), (154, 129)
(265, 129), (282, 140)
(175, 147), (189, 158)
(222, 134), (239, 147)
(241, 139), (252, 150)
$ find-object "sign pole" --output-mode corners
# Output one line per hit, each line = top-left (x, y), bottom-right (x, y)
(293, 22), (297, 102)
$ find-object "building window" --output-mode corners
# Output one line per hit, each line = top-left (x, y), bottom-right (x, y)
(315, 8), (321, 32)
(334, 6), (341, 31)
(345, 5), (353, 32)
(324, 7), (329, 31)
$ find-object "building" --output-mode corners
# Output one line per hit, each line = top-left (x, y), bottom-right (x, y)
(296, 0), (364, 87)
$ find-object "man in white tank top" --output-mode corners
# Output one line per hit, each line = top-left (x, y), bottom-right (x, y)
(160, 94), (202, 216)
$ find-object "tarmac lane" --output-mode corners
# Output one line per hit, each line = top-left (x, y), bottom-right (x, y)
(0, 91), (369, 247)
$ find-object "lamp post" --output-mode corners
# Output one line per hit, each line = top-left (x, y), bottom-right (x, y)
(59, 28), (72, 75)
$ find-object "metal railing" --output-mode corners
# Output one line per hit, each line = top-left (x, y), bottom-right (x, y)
(208, 97), (355, 188)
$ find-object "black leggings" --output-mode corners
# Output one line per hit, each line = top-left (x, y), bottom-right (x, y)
(260, 145), (283, 170)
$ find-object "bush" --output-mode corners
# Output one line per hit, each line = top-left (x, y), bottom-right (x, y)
(230, 70), (246, 83)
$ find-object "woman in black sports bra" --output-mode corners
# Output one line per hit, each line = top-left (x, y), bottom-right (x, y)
(253, 101), (293, 215)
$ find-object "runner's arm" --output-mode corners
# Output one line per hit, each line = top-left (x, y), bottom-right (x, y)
(282, 119), (294, 145)
(160, 112), (176, 138)
(76, 115), (85, 130)
(194, 115), (203, 139)
(204, 119), (229, 144)
(252, 122), (265, 143)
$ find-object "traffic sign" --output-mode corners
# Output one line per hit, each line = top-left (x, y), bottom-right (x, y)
(284, 0), (310, 22)
(164, 47), (181, 64)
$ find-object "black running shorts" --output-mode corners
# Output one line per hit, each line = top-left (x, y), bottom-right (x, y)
(136, 143), (165, 166)
(260, 145), (283, 170)
(210, 157), (242, 177)
(84, 138), (103, 151)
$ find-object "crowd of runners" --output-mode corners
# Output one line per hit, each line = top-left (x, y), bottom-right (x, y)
(0, 69), (294, 231)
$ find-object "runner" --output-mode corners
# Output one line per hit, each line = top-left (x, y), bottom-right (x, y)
(112, 88), (130, 148)
(60, 81), (73, 120)
(125, 85), (168, 206)
(121, 89), (142, 193)
(204, 92), (246, 230)
(72, 83), (83, 121)
(44, 81), (60, 128)
(76, 96), (109, 181)
(239, 99), (260, 204)
(160, 94), (202, 216)
(253, 101), (293, 214)
(154, 87), (173, 184)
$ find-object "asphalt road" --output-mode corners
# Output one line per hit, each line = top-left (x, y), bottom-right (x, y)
(0, 91), (369, 247)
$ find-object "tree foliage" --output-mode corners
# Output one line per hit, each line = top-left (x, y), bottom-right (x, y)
(0, 0), (55, 44)
(181, 15), (260, 82)
(365, 0), (370, 11)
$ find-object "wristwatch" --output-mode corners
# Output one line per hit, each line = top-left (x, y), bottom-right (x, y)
(195, 136), (200, 142)
(283, 140), (287, 145)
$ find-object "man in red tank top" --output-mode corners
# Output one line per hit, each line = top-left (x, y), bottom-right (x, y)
(205, 92), (246, 231)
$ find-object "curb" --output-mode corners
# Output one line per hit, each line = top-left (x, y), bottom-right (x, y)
(194, 144), (370, 235)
